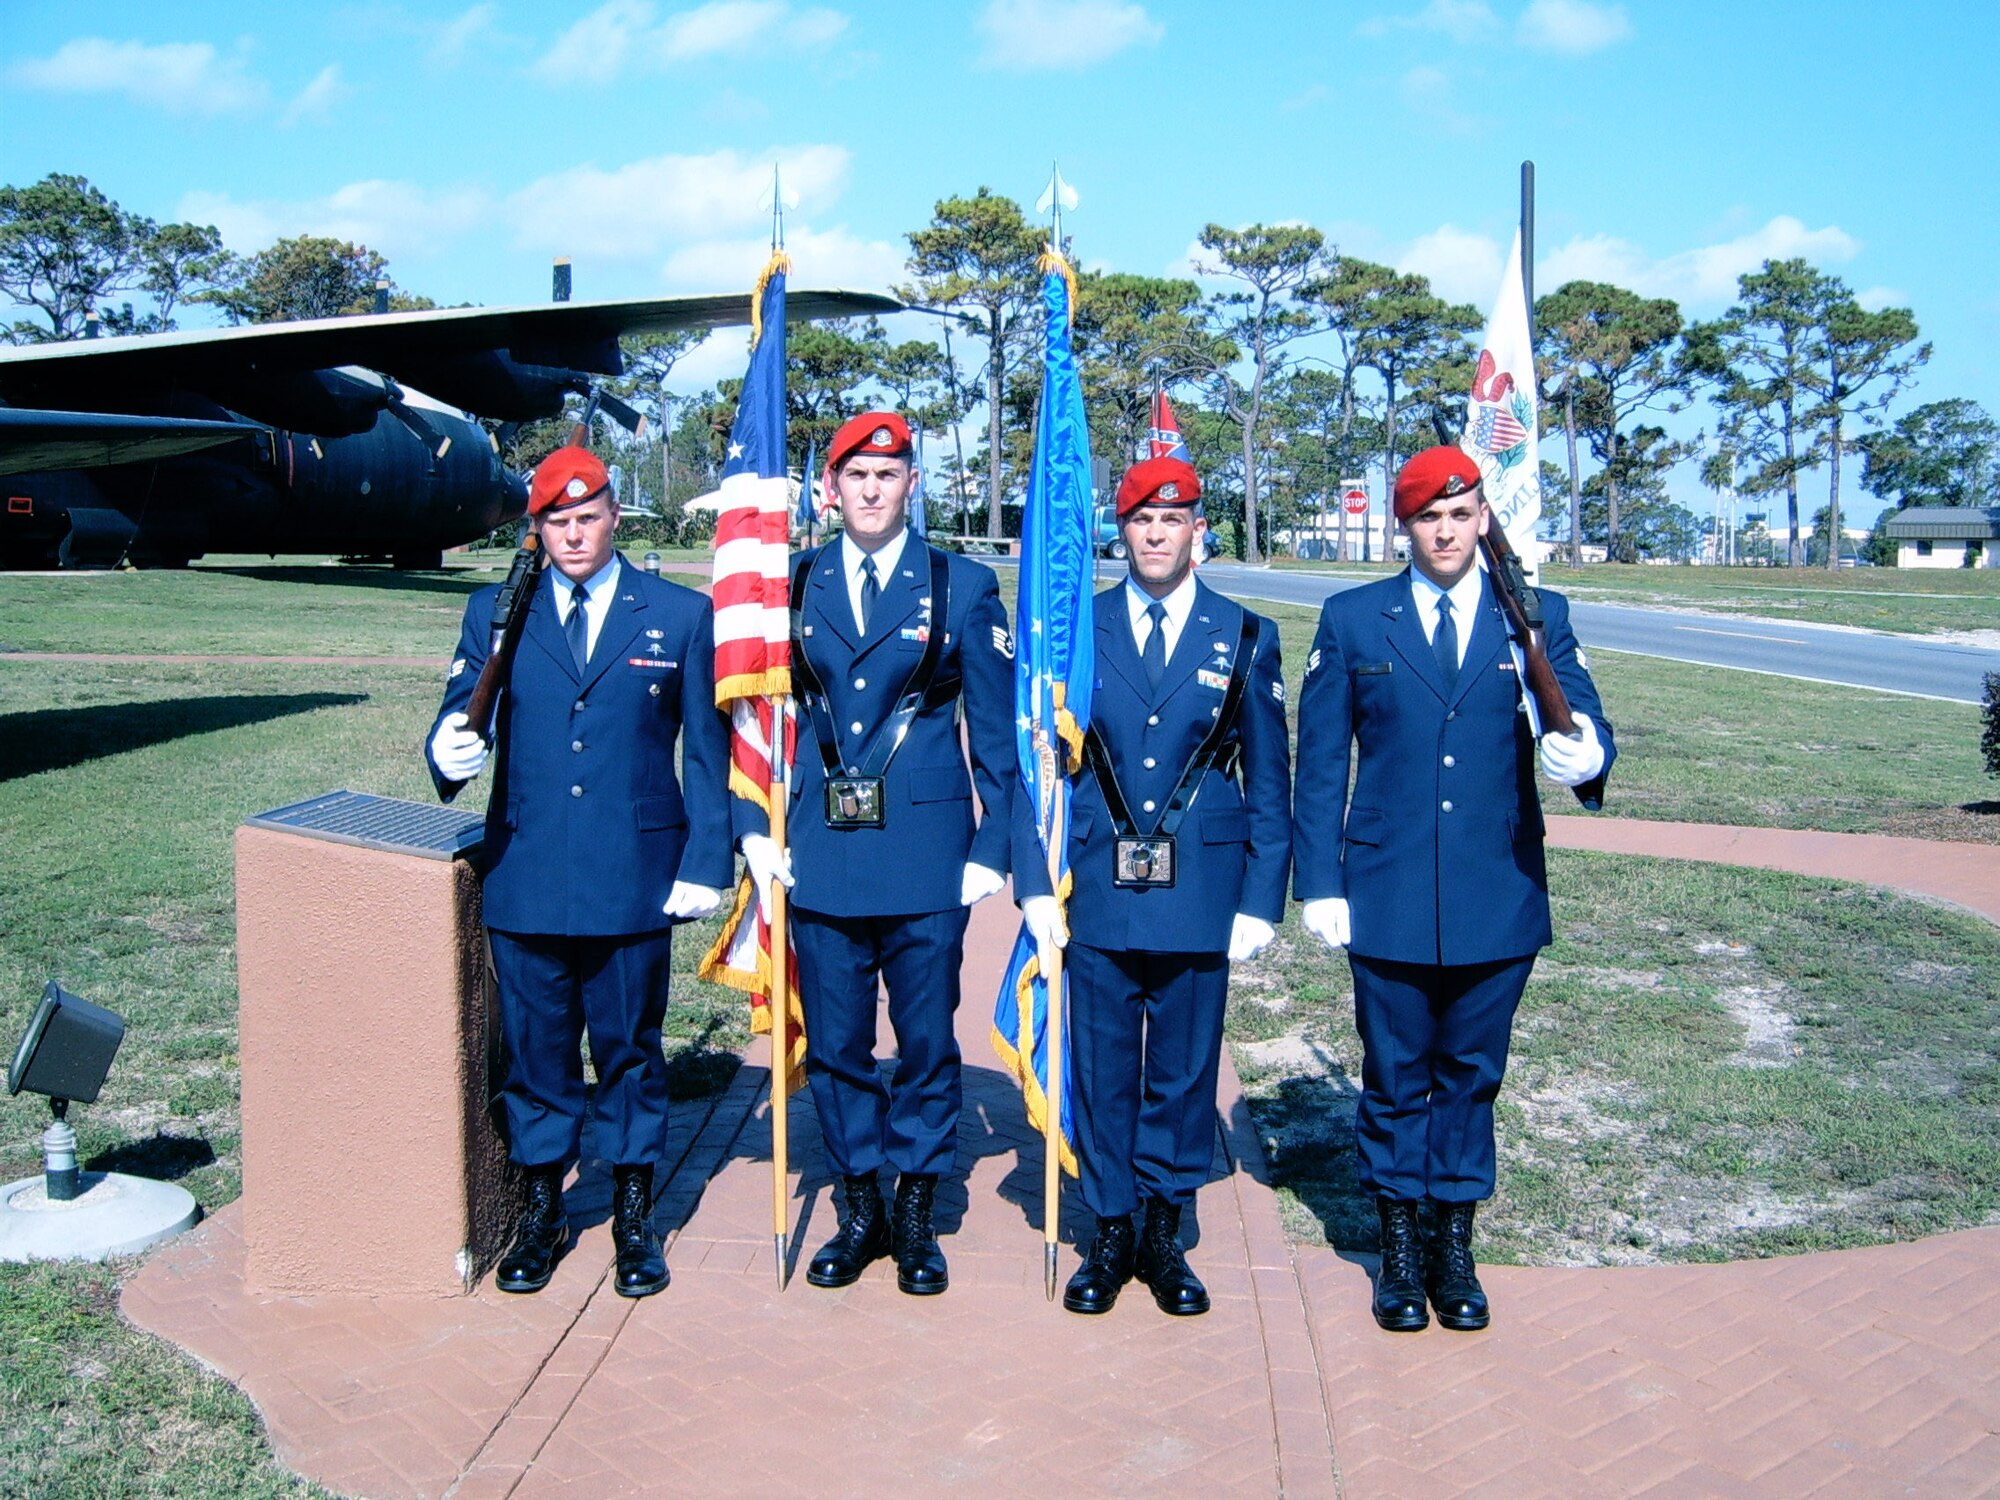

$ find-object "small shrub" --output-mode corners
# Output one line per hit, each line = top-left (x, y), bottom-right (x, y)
(1983, 672), (2000, 779)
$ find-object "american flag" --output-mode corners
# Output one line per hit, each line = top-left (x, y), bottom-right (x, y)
(697, 251), (805, 1091)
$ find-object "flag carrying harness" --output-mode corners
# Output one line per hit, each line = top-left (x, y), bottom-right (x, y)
(1083, 611), (1260, 888)
(788, 544), (955, 828)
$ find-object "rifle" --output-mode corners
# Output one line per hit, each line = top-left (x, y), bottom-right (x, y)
(1477, 523), (1606, 811)
(462, 532), (544, 747)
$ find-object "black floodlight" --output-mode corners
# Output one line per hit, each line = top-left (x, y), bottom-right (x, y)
(9, 982), (123, 1202)
(9, 981), (124, 1104)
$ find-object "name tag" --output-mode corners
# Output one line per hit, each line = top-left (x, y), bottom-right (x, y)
(1357, 662), (1393, 676)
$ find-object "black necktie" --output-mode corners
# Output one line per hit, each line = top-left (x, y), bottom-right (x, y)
(1142, 600), (1167, 693)
(565, 582), (589, 671)
(860, 557), (880, 634)
(1433, 593), (1459, 696)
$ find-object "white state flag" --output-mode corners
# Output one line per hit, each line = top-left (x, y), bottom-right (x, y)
(1459, 228), (1542, 575)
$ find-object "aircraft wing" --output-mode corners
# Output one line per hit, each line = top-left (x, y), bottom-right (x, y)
(0, 290), (905, 395)
(0, 408), (265, 478)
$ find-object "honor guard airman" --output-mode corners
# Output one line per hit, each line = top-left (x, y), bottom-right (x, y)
(1292, 445), (1614, 1332)
(428, 446), (733, 1299)
(736, 411), (1015, 1296)
(1016, 455), (1293, 1317)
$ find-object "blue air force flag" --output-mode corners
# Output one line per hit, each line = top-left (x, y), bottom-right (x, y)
(991, 256), (1096, 1175)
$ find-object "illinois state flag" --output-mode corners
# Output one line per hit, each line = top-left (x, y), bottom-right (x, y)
(1460, 228), (1542, 574)
(698, 251), (805, 1092)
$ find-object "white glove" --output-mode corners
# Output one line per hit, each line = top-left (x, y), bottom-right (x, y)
(1302, 897), (1352, 950)
(1227, 914), (1275, 963)
(959, 862), (1005, 906)
(663, 881), (725, 921)
(1022, 894), (1066, 974)
(1539, 712), (1606, 787)
(740, 833), (795, 922)
(430, 712), (487, 782)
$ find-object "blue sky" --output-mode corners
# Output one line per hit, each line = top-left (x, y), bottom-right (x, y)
(6, 0), (1995, 526)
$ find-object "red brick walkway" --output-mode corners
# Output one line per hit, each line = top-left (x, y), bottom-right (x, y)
(123, 825), (2000, 1498)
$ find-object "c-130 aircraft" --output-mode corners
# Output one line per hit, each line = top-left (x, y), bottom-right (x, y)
(0, 262), (897, 569)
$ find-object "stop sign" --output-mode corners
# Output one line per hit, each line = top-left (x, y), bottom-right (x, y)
(1342, 485), (1368, 516)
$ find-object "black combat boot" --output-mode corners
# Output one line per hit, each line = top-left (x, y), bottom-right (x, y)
(806, 1173), (889, 1288)
(1372, 1197), (1429, 1332)
(891, 1172), (949, 1296)
(611, 1164), (668, 1298)
(1062, 1214), (1135, 1315)
(1133, 1197), (1209, 1316)
(1425, 1200), (1491, 1331)
(495, 1164), (568, 1294)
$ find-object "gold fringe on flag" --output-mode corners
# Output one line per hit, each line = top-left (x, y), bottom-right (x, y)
(1038, 245), (1077, 328)
(748, 249), (792, 350)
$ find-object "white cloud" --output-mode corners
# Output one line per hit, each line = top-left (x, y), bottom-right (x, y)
(1398, 224), (1503, 304)
(532, 0), (654, 83)
(1358, 0), (1501, 43)
(1517, 0), (1631, 55)
(505, 146), (852, 259)
(9, 36), (267, 115)
(278, 64), (352, 127)
(1856, 285), (1907, 313)
(532, 1), (850, 83)
(658, 224), (903, 293)
(975, 0), (1163, 70)
(1539, 215), (1860, 308)
(177, 180), (492, 260)
(430, 3), (500, 64)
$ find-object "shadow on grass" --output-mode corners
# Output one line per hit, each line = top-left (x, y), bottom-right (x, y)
(1254, 1066), (1379, 1256)
(84, 1133), (216, 1181)
(0, 692), (366, 782)
(198, 565), (485, 597)
(663, 1014), (740, 1103)
(1960, 800), (2000, 816)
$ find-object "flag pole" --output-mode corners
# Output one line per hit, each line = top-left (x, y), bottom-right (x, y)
(1041, 748), (1066, 1300)
(768, 730), (791, 1287)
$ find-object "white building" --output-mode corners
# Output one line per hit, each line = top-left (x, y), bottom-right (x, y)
(1882, 507), (2000, 568)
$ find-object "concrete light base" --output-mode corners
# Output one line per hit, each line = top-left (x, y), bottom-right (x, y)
(0, 1172), (199, 1262)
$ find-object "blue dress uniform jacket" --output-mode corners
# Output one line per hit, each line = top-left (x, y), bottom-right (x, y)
(1013, 578), (1292, 1219)
(427, 555), (732, 1169)
(735, 542), (1015, 915)
(1291, 567), (1614, 1203)
(428, 557), (734, 931)
(732, 539), (1014, 1181)
(1013, 580), (1292, 954)
(1291, 570), (1613, 966)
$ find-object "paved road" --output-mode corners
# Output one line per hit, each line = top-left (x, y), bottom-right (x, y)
(982, 557), (2000, 704)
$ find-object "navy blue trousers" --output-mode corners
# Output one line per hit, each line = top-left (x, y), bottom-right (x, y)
(1348, 952), (1537, 1203)
(792, 904), (970, 1179)
(1066, 942), (1229, 1219)
(488, 927), (674, 1170)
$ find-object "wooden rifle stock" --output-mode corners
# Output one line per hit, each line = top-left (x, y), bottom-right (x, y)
(463, 533), (543, 745)
(1477, 526), (1605, 810)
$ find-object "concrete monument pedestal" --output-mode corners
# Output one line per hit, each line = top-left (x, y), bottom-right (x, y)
(235, 791), (515, 1298)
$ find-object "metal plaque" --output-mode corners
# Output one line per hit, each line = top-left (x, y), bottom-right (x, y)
(244, 789), (484, 862)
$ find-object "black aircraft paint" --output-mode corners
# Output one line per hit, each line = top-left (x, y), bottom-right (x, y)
(0, 287), (898, 569)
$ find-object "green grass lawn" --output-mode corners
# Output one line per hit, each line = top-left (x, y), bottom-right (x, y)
(1267, 555), (2000, 636)
(1229, 849), (2000, 1265)
(0, 559), (1994, 1491)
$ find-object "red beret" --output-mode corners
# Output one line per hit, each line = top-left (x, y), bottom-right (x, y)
(827, 411), (912, 473)
(1393, 445), (1483, 521)
(528, 445), (611, 517)
(1114, 455), (1202, 518)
